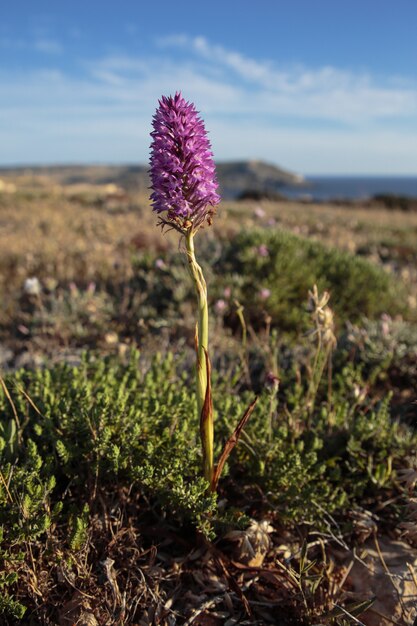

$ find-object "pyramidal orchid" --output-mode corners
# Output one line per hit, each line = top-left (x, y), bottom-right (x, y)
(150, 92), (220, 230)
(149, 93), (256, 490)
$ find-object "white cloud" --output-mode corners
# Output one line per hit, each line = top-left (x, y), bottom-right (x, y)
(210, 121), (417, 174)
(0, 36), (63, 54)
(34, 38), (63, 54)
(158, 35), (417, 123)
(0, 35), (417, 172)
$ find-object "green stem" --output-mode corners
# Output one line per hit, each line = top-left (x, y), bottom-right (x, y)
(185, 229), (213, 484)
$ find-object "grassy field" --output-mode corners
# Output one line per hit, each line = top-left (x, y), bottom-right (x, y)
(0, 174), (417, 624)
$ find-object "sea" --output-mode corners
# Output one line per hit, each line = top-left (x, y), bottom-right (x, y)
(280, 176), (417, 202)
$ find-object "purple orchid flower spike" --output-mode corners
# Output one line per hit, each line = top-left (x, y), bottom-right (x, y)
(149, 92), (220, 232)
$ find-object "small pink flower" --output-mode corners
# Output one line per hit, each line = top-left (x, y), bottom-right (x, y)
(155, 258), (166, 269)
(257, 244), (269, 258)
(223, 287), (231, 299)
(259, 288), (271, 301)
(69, 282), (78, 296)
(265, 372), (280, 392)
(87, 282), (96, 295)
(380, 313), (392, 337)
(253, 206), (265, 219)
(214, 299), (227, 314)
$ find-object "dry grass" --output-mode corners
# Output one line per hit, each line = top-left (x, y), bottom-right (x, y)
(1, 177), (416, 326)
(227, 199), (417, 263)
(0, 191), (155, 286)
(2, 184), (417, 265)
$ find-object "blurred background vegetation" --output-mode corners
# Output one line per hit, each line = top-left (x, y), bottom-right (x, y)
(0, 171), (417, 622)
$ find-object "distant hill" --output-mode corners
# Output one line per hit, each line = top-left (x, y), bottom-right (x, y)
(216, 160), (305, 198)
(0, 160), (305, 199)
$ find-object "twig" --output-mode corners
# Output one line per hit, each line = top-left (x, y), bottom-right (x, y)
(183, 595), (225, 626)
(366, 607), (405, 626)
(333, 603), (366, 625)
(373, 533), (407, 616)
(214, 555), (253, 619)
(407, 562), (417, 590)
(14, 382), (44, 417)
(0, 469), (13, 503)
(0, 375), (21, 431)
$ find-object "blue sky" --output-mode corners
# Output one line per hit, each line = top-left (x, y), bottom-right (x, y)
(1, 0), (417, 174)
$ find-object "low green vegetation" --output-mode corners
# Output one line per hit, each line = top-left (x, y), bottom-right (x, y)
(1, 227), (410, 360)
(125, 227), (409, 331)
(0, 333), (415, 618)
(0, 201), (416, 622)
(213, 229), (408, 331)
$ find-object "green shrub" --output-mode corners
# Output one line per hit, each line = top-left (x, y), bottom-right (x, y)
(212, 229), (408, 331)
(0, 349), (415, 617)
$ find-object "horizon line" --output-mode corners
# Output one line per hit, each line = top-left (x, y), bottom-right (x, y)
(0, 160), (415, 179)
